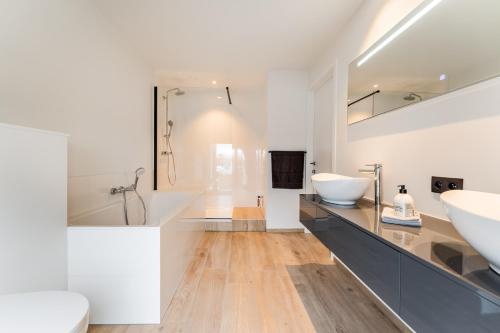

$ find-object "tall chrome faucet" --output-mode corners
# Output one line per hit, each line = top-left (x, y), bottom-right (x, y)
(358, 163), (382, 206)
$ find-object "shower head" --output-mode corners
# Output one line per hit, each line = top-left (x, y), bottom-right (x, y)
(166, 120), (174, 137)
(403, 94), (415, 101)
(135, 167), (145, 177)
(134, 167), (145, 188)
(163, 88), (185, 99)
(403, 92), (422, 101)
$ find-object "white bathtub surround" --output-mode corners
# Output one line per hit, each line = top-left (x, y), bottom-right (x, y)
(68, 227), (159, 324)
(67, 191), (204, 324)
(0, 123), (68, 294)
(68, 170), (152, 225)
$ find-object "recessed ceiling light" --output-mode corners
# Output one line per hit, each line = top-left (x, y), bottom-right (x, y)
(212, 80), (217, 85)
(373, 84), (379, 88)
(357, 0), (442, 67)
(217, 96), (223, 99)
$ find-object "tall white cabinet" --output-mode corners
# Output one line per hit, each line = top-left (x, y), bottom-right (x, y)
(0, 123), (68, 294)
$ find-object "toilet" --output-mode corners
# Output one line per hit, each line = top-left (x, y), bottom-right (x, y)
(0, 291), (89, 333)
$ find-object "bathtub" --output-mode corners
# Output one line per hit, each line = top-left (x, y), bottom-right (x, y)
(67, 191), (205, 324)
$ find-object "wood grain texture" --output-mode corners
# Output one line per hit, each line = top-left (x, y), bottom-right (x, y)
(232, 207), (266, 232)
(266, 228), (304, 233)
(204, 220), (233, 232)
(89, 232), (402, 333)
(232, 207), (265, 221)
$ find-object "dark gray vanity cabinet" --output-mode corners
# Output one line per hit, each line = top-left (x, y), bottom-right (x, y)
(299, 198), (331, 243)
(300, 198), (332, 241)
(400, 255), (500, 333)
(299, 196), (500, 332)
(320, 212), (400, 311)
(300, 200), (400, 312)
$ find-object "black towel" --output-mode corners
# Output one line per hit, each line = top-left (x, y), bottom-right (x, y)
(270, 151), (305, 189)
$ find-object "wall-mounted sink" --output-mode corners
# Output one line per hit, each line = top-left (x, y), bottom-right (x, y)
(311, 173), (371, 205)
(441, 190), (500, 274)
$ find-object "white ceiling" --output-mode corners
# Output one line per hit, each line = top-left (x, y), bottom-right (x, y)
(91, 0), (363, 87)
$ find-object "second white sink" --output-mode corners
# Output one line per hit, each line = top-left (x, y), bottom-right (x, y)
(311, 173), (371, 205)
(441, 190), (500, 274)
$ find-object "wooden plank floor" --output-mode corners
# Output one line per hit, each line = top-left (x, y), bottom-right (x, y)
(232, 207), (266, 231)
(89, 232), (401, 333)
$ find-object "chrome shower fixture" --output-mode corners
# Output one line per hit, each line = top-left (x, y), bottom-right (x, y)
(162, 88), (185, 186)
(110, 167), (147, 225)
(166, 120), (174, 138)
(403, 92), (422, 102)
(134, 167), (145, 189)
(162, 88), (185, 99)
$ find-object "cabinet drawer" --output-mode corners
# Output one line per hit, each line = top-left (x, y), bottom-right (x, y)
(325, 215), (400, 311)
(400, 255), (500, 333)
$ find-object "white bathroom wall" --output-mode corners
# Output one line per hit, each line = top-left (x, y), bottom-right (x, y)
(0, 124), (68, 294)
(0, 0), (153, 221)
(310, 0), (500, 220)
(312, 76), (335, 174)
(157, 87), (267, 212)
(266, 70), (313, 229)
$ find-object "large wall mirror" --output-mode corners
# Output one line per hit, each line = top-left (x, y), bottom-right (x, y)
(347, 0), (500, 125)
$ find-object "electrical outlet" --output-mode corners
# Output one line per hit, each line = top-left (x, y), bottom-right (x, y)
(431, 176), (464, 193)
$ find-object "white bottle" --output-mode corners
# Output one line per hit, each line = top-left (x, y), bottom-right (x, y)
(394, 185), (416, 218)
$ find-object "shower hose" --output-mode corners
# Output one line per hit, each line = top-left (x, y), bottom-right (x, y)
(165, 134), (177, 186)
(122, 189), (146, 225)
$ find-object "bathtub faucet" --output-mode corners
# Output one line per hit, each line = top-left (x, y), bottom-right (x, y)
(110, 168), (147, 225)
(110, 184), (137, 194)
(110, 186), (127, 194)
(110, 167), (146, 194)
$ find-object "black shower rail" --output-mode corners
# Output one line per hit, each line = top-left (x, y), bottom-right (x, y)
(347, 89), (380, 107)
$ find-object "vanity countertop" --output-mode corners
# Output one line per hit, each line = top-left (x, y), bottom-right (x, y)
(300, 194), (500, 305)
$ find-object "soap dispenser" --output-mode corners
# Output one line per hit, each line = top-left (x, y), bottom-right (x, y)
(394, 185), (416, 218)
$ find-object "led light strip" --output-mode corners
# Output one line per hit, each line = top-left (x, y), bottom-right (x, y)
(357, 0), (443, 67)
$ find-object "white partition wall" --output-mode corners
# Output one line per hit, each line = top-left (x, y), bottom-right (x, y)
(0, 123), (68, 294)
(266, 70), (312, 230)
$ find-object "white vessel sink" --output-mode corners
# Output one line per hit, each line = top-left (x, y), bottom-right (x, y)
(441, 190), (500, 274)
(311, 173), (371, 205)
